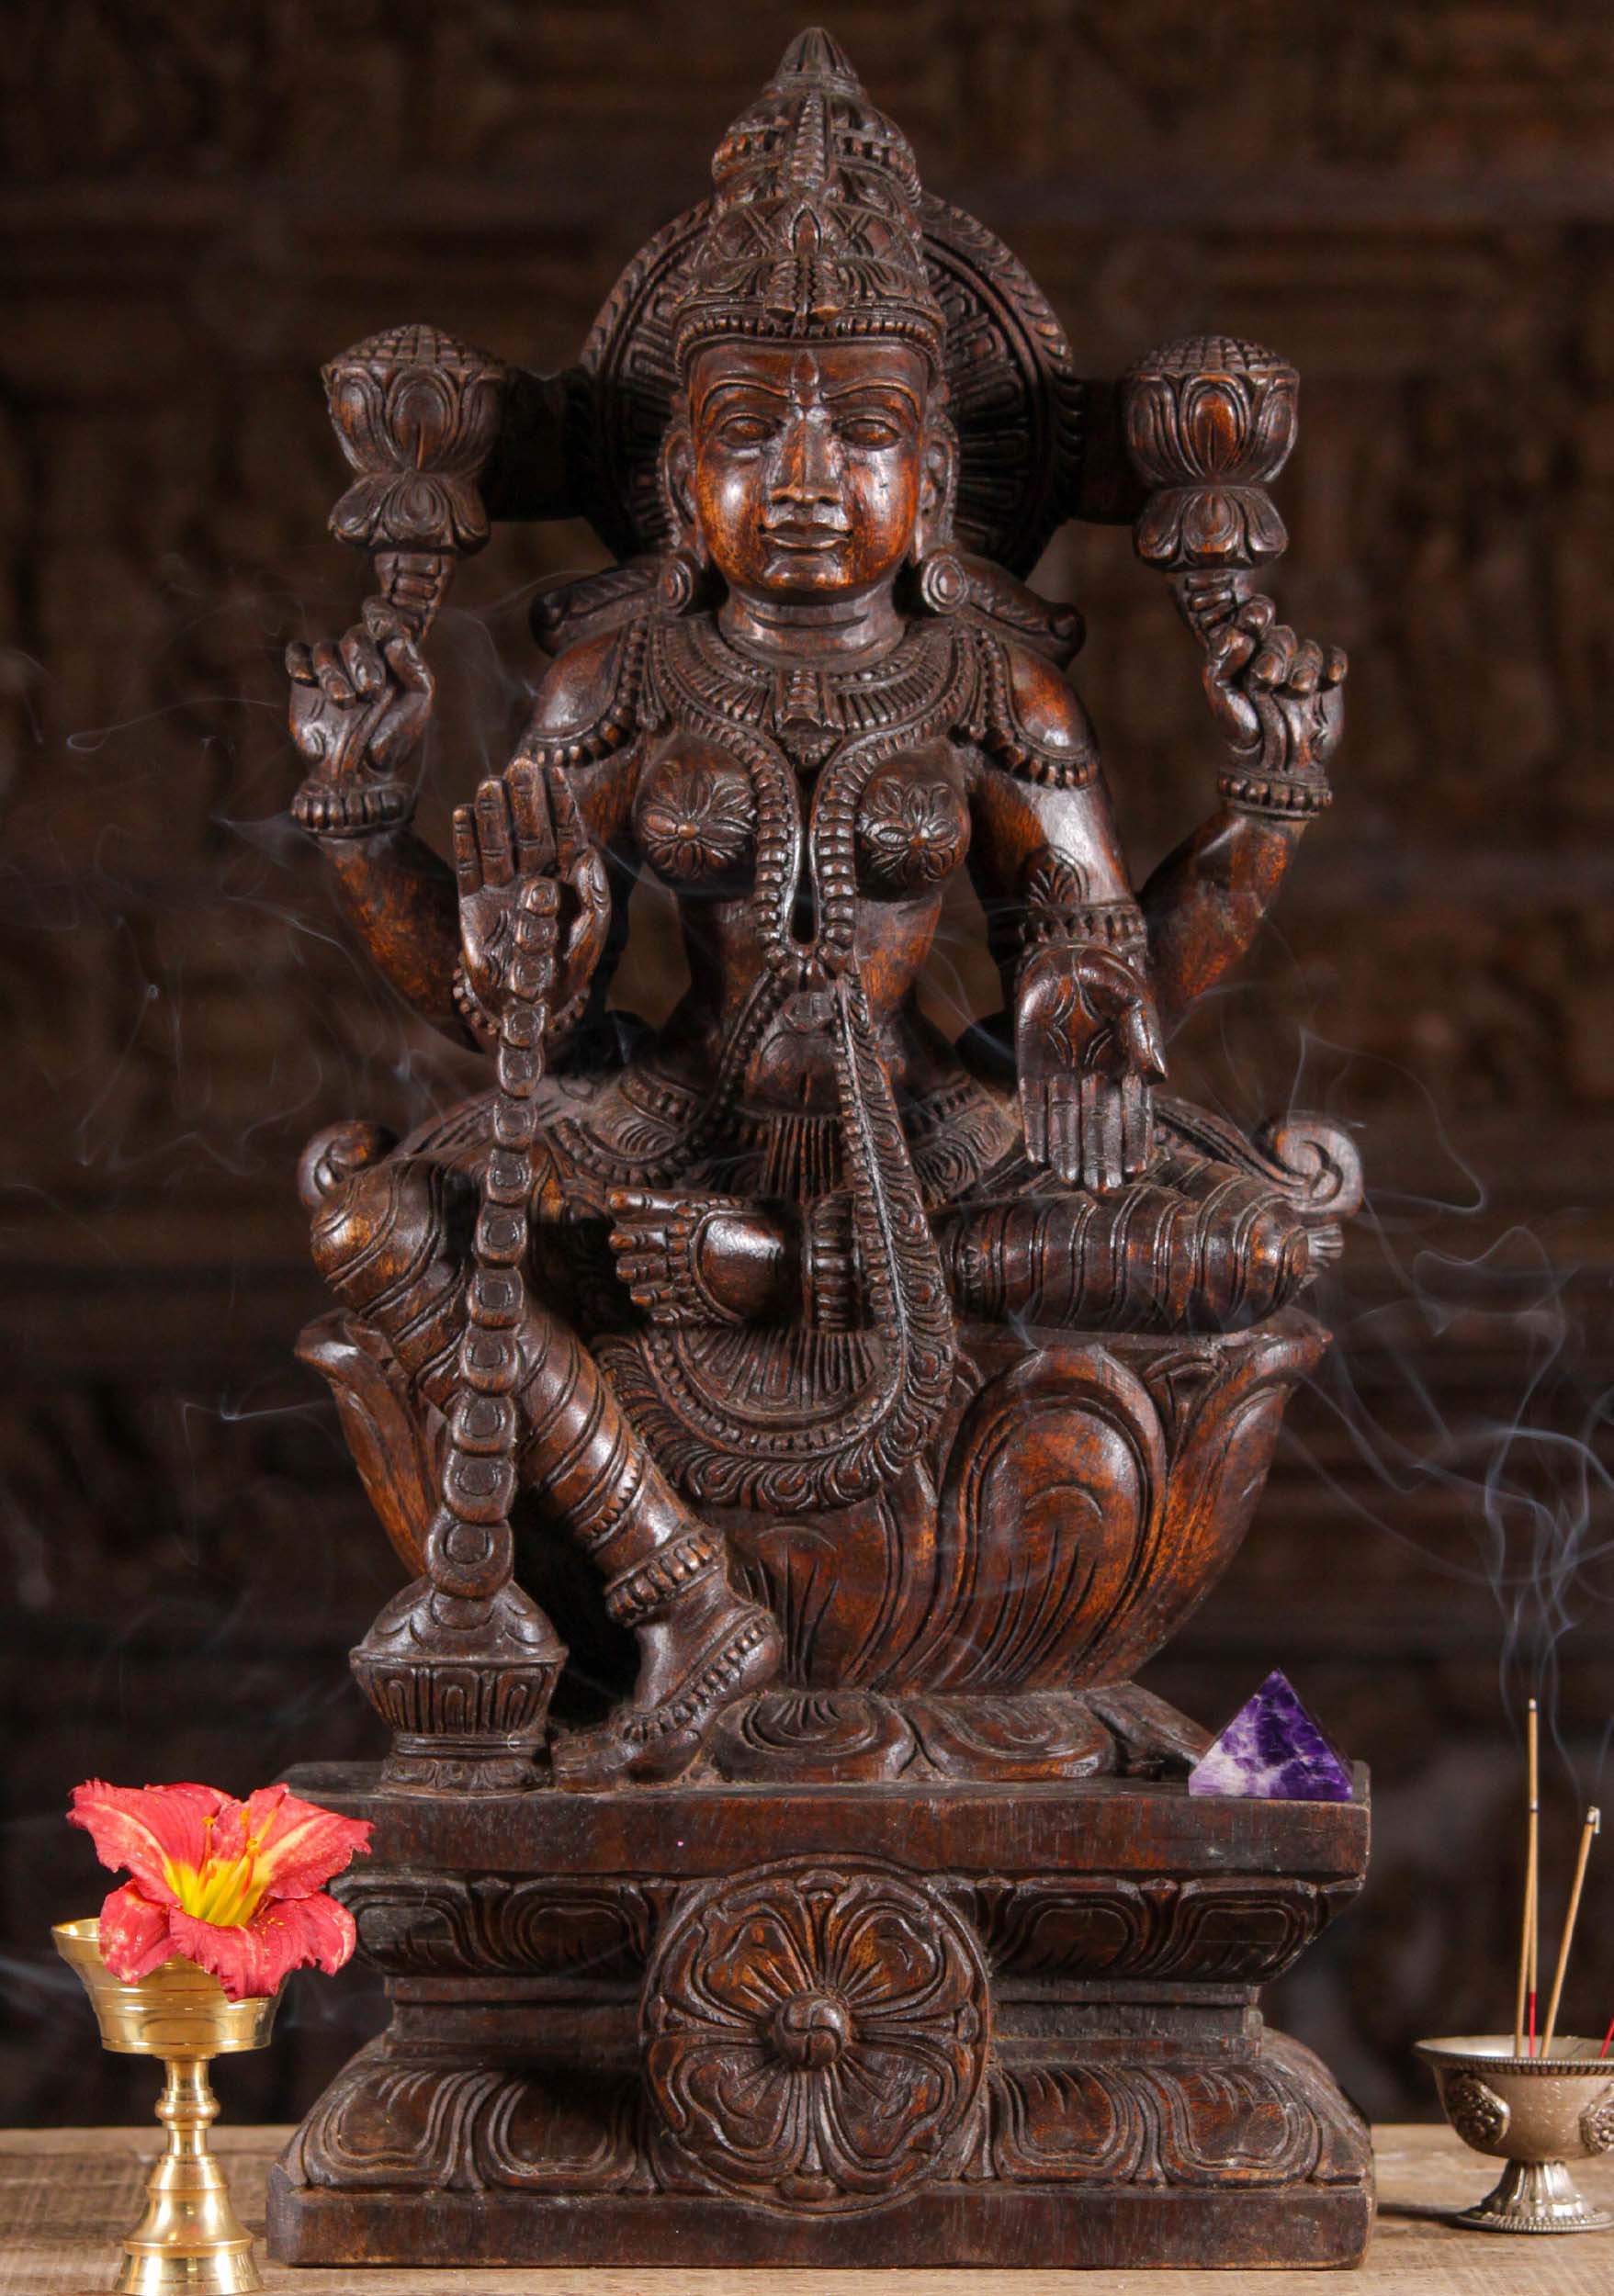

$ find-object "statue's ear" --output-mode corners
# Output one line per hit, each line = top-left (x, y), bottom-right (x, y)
(656, 404), (717, 613)
(660, 408), (700, 546)
(914, 409), (958, 559)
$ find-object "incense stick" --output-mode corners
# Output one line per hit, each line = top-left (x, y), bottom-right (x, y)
(1599, 2010), (1613, 2062)
(1514, 1698), (1539, 2056)
(1514, 1856), (1536, 2056)
(1541, 1806), (1600, 2059)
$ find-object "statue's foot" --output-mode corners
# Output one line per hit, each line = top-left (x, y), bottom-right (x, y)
(551, 1575), (782, 1789)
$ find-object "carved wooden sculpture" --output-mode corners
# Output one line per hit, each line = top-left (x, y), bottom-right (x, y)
(270, 30), (1371, 2268)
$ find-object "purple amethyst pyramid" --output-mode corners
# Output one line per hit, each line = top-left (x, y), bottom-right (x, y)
(1187, 1670), (1355, 1801)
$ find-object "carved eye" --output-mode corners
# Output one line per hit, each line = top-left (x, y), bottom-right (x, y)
(841, 414), (902, 449)
(715, 413), (773, 448)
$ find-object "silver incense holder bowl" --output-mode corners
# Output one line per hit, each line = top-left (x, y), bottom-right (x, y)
(1417, 2034), (1614, 2234)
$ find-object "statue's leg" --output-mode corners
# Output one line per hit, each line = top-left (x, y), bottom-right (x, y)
(936, 1159), (1328, 1331)
(301, 1127), (780, 1785)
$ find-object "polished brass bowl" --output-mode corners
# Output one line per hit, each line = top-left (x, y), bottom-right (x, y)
(1417, 2034), (1614, 2234)
(53, 1919), (279, 2294)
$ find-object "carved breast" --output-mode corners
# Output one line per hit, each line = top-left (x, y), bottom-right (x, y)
(854, 765), (971, 893)
(636, 729), (972, 902)
(635, 739), (757, 890)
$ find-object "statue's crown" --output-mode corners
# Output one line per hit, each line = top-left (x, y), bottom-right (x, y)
(672, 28), (944, 375)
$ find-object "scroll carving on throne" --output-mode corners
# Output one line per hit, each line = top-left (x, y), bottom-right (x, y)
(270, 29), (1373, 2271)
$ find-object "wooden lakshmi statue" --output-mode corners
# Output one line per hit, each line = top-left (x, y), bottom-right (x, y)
(271, 30), (1371, 2272)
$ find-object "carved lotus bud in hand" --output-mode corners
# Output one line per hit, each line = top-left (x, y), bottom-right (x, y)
(1017, 942), (1166, 1194)
(452, 762), (611, 1039)
(1203, 594), (1347, 788)
(322, 324), (504, 559)
(287, 598), (435, 835)
(1123, 336), (1297, 572)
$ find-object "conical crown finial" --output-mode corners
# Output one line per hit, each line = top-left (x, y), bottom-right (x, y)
(672, 24), (943, 375)
(775, 27), (862, 89)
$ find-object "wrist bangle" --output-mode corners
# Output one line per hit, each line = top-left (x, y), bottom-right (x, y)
(1216, 769), (1332, 819)
(1021, 896), (1147, 963)
(292, 776), (413, 838)
(452, 962), (499, 1047)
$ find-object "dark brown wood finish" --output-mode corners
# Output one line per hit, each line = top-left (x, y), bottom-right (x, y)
(270, 27), (1369, 2268)
(267, 1764), (1371, 2268)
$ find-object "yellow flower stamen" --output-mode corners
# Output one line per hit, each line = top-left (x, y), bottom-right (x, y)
(162, 1818), (275, 1929)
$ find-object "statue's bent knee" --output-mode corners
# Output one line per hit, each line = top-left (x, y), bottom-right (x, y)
(306, 1141), (470, 1401)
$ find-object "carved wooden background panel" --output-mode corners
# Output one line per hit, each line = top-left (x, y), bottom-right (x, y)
(3, 0), (1611, 2126)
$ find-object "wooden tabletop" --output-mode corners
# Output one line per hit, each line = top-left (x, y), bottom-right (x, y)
(4, 2124), (1613, 2291)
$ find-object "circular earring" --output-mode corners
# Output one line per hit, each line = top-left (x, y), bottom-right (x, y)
(911, 546), (970, 617)
(659, 543), (712, 615)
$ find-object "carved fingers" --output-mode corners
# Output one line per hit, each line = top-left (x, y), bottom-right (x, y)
(513, 762), (614, 1013)
(454, 765), (610, 1027)
(605, 1190), (774, 1327)
(1202, 592), (1348, 781)
(1017, 943), (1165, 1193)
(511, 762), (613, 998)
(1201, 595), (1272, 752)
(453, 780), (519, 1005)
(286, 602), (431, 836)
(287, 602), (434, 828)
(1025, 1072), (1151, 1193)
(606, 1189), (709, 1324)
(1029, 1073), (1153, 1195)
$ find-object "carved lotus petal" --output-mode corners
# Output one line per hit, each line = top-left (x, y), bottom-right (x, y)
(1178, 377), (1251, 479)
(1179, 486), (1252, 564)
(701, 1898), (817, 2023)
(673, 2034), (799, 2159)
(328, 472), (489, 556)
(326, 368), (391, 478)
(1134, 484), (1289, 572)
(384, 366), (502, 474)
(1129, 489), (1179, 567)
(1248, 371), (1298, 480)
(1119, 374), (1183, 490)
(644, 1858), (988, 2212)
(383, 367), (459, 467)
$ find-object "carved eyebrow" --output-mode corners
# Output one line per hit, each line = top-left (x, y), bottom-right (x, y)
(822, 381), (921, 410)
(697, 381), (791, 411)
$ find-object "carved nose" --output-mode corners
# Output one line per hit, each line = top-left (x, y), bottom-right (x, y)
(774, 418), (839, 505)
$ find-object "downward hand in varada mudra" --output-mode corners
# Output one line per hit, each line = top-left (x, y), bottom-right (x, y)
(286, 27), (1353, 1793)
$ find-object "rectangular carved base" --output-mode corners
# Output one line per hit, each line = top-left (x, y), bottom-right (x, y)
(266, 1762), (1373, 2271)
(272, 2178), (1371, 2271)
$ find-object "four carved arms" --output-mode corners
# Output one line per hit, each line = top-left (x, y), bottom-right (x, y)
(286, 346), (1346, 1258)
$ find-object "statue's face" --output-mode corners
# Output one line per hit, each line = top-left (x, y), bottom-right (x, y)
(683, 342), (935, 602)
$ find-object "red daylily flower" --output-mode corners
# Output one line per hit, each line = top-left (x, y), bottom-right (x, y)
(69, 1780), (372, 2000)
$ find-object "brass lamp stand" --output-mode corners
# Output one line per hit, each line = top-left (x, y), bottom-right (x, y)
(54, 1919), (279, 2294)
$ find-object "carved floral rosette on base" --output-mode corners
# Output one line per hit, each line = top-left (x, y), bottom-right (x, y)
(267, 1765), (1372, 2270)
